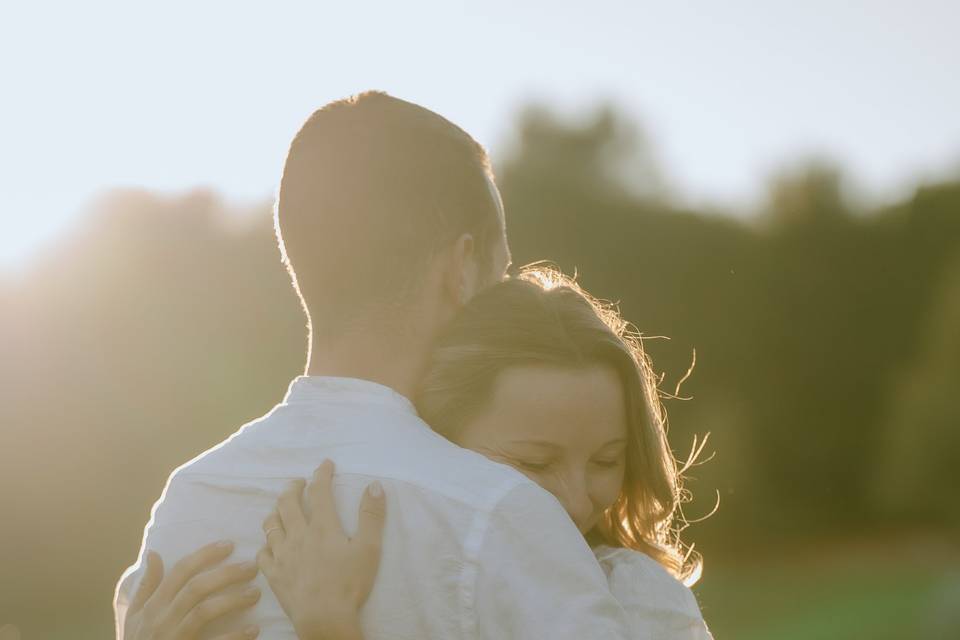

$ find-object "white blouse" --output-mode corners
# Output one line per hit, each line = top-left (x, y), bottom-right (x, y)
(593, 545), (714, 640)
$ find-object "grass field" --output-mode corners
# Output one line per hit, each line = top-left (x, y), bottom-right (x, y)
(694, 534), (960, 639)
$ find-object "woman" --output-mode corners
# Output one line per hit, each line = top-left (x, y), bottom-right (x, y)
(125, 267), (712, 640)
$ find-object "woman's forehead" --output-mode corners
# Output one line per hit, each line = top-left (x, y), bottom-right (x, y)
(478, 365), (628, 443)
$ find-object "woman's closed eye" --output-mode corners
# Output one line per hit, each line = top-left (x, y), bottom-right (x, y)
(592, 451), (626, 468)
(592, 458), (622, 468)
(516, 459), (552, 472)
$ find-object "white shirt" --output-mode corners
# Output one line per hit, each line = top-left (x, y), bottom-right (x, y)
(115, 376), (632, 639)
(594, 546), (714, 640)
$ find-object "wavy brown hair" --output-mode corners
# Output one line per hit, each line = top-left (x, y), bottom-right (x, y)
(416, 266), (701, 581)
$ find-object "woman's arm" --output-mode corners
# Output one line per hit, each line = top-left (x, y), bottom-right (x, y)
(123, 541), (261, 640)
(256, 460), (385, 640)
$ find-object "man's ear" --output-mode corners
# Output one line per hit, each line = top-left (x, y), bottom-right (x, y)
(444, 233), (477, 308)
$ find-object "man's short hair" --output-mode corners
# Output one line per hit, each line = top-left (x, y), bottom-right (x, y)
(275, 91), (502, 338)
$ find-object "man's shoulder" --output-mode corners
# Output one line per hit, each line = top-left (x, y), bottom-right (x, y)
(383, 433), (537, 509)
(157, 400), (542, 514)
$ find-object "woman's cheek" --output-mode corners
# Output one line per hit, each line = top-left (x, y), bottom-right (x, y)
(596, 468), (625, 510)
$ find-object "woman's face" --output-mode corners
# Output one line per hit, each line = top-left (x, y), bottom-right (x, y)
(454, 364), (628, 534)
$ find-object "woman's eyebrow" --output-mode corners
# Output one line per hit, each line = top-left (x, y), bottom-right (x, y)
(506, 439), (561, 449)
(600, 438), (628, 448)
(505, 438), (628, 449)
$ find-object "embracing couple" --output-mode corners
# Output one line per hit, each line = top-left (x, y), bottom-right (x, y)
(114, 91), (712, 640)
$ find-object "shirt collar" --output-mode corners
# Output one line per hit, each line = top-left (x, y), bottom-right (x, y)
(283, 375), (418, 416)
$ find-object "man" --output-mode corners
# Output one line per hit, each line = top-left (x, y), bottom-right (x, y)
(115, 91), (630, 639)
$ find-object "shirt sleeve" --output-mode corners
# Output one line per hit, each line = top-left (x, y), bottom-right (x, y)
(113, 470), (180, 640)
(113, 560), (141, 639)
(594, 546), (714, 640)
(472, 482), (632, 640)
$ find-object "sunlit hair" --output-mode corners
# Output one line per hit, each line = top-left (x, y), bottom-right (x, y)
(275, 90), (503, 341)
(416, 266), (702, 582)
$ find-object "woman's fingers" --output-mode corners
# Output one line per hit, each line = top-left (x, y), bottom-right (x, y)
(354, 482), (386, 554)
(129, 551), (164, 615)
(276, 479), (307, 535)
(306, 459), (341, 534)
(255, 546), (276, 579)
(153, 540), (235, 605)
(167, 560), (259, 623)
(261, 511), (285, 552)
(176, 587), (261, 639)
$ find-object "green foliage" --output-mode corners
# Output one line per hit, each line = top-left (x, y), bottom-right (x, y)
(872, 252), (960, 525)
(763, 159), (851, 227)
(501, 104), (668, 203)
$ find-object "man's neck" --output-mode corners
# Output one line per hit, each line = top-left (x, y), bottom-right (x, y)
(305, 334), (428, 401)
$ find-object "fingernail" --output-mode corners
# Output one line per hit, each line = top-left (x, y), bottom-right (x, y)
(244, 624), (260, 638)
(369, 481), (383, 498)
(321, 459), (334, 473)
(215, 540), (234, 550)
(244, 586), (261, 598)
(239, 560), (258, 571)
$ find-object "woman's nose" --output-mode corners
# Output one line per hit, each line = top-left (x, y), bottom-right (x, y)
(556, 476), (594, 532)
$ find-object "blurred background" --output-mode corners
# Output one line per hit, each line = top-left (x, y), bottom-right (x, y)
(2, 1), (959, 638)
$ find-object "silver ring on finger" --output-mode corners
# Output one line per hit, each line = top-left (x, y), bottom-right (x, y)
(265, 526), (284, 540)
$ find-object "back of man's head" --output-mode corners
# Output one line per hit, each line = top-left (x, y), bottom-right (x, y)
(276, 91), (502, 340)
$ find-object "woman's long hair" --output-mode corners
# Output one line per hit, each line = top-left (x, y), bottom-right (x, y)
(416, 266), (702, 582)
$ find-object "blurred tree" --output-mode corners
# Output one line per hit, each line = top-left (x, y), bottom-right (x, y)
(873, 251), (960, 525)
(500, 103), (668, 205)
(763, 158), (851, 228)
(0, 189), (304, 638)
(0, 625), (21, 640)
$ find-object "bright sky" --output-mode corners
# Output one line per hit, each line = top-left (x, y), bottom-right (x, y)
(2, 0), (958, 271)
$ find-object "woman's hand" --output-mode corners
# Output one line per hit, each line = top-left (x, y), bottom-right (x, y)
(123, 541), (261, 640)
(257, 460), (386, 640)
